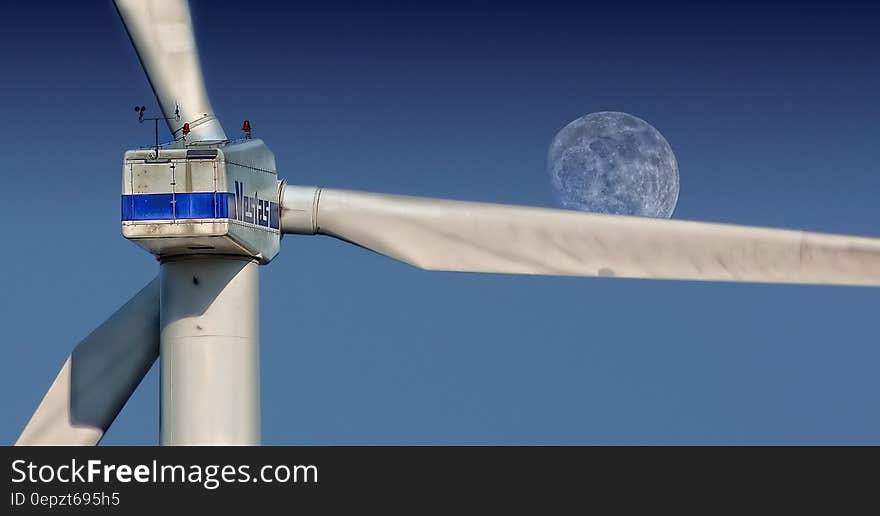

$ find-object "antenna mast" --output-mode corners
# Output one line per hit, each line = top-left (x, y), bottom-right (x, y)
(134, 104), (183, 158)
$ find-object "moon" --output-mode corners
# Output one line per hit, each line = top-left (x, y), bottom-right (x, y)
(547, 111), (679, 218)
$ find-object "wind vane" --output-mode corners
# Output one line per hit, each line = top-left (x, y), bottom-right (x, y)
(133, 103), (182, 158)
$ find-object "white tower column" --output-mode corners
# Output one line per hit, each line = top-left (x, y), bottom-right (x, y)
(159, 256), (260, 445)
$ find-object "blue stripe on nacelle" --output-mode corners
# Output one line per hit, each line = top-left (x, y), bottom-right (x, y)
(122, 192), (228, 221)
(122, 193), (279, 230)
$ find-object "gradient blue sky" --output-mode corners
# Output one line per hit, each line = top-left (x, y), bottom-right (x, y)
(2, 1), (878, 444)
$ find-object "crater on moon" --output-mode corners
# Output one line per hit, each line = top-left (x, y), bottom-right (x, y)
(547, 111), (679, 218)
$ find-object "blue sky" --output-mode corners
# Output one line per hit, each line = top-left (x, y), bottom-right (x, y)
(1, 1), (878, 444)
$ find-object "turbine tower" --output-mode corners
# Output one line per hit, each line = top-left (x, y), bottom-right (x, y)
(15, 0), (880, 446)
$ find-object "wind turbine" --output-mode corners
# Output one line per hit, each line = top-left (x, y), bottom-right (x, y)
(15, 0), (880, 446)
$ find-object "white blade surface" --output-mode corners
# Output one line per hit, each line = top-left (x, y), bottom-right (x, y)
(16, 279), (160, 446)
(114, 0), (226, 141)
(281, 186), (880, 286)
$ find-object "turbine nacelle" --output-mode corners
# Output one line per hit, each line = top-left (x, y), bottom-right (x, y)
(121, 139), (281, 264)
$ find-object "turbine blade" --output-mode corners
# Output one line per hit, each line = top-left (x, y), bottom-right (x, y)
(16, 279), (160, 446)
(281, 186), (880, 286)
(114, 0), (226, 141)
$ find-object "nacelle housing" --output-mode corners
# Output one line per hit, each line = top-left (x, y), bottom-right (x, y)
(121, 139), (281, 263)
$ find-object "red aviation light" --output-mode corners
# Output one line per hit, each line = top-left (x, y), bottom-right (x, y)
(242, 120), (252, 138)
(182, 123), (191, 136)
